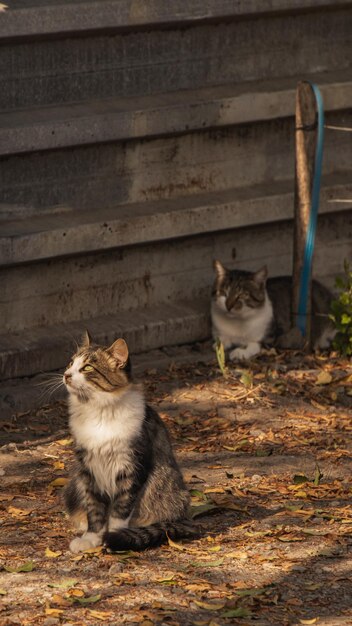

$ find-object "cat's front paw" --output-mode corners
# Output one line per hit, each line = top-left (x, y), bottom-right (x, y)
(69, 531), (102, 554)
(229, 342), (260, 361)
(229, 347), (248, 361)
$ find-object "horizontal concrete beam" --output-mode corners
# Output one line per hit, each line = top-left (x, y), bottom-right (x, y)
(1, 73), (351, 156)
(0, 343), (215, 419)
(0, 300), (210, 381)
(1, 173), (352, 267)
(1, 0), (351, 40)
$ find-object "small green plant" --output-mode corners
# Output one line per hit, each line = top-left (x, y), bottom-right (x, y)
(330, 260), (352, 356)
(215, 338), (227, 376)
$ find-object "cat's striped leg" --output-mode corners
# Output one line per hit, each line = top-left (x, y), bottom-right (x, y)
(108, 511), (133, 531)
(65, 476), (88, 532)
(69, 489), (108, 553)
(108, 480), (137, 531)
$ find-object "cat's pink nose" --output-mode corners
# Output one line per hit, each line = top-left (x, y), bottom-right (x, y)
(64, 373), (72, 384)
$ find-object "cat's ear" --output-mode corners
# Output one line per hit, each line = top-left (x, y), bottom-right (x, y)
(253, 266), (268, 285)
(107, 338), (129, 367)
(213, 259), (227, 281)
(82, 329), (92, 347)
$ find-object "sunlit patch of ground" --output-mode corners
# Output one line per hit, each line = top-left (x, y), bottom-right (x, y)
(1, 347), (352, 625)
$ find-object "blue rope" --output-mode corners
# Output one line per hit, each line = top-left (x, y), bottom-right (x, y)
(296, 82), (324, 337)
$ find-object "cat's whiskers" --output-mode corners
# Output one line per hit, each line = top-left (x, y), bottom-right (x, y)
(35, 374), (66, 402)
(35, 373), (63, 387)
(39, 384), (64, 402)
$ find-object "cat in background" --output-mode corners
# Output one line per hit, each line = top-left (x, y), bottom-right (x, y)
(211, 259), (336, 361)
(63, 332), (195, 553)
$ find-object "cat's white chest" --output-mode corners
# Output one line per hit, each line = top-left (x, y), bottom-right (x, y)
(211, 295), (273, 347)
(69, 387), (145, 495)
(69, 387), (144, 448)
(85, 444), (132, 496)
(70, 408), (134, 449)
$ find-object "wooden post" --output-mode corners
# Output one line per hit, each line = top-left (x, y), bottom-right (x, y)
(292, 81), (317, 349)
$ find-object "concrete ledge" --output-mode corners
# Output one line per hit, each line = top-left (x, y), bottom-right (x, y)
(1, 73), (351, 156)
(0, 342), (214, 419)
(1, 173), (352, 267)
(0, 300), (210, 382)
(1, 0), (351, 41)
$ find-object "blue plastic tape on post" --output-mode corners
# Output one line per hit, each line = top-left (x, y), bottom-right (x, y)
(296, 82), (324, 337)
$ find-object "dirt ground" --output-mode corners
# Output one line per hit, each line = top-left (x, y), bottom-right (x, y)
(1, 344), (352, 626)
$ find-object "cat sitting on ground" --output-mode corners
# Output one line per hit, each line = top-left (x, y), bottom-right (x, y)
(63, 332), (195, 553)
(211, 260), (335, 361)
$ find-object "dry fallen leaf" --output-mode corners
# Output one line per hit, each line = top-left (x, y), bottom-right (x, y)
(304, 582), (323, 591)
(8, 506), (33, 517)
(67, 588), (84, 597)
(190, 503), (220, 518)
(53, 461), (65, 470)
(277, 533), (304, 542)
(194, 600), (225, 611)
(45, 608), (64, 617)
(75, 593), (101, 604)
(88, 610), (114, 620)
(50, 594), (72, 607)
(4, 561), (35, 573)
(45, 547), (62, 558)
(191, 558), (224, 568)
(316, 371), (332, 385)
(208, 545), (221, 552)
(310, 398), (326, 410)
(48, 477), (69, 488)
(221, 608), (252, 618)
(167, 534), (186, 551)
(48, 579), (78, 589)
(185, 583), (211, 593)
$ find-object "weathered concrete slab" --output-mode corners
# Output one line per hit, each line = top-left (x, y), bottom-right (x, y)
(0, 300), (210, 381)
(1, 73), (351, 156)
(1, 174), (352, 266)
(1, 9), (351, 110)
(0, 205), (350, 334)
(2, 0), (351, 40)
(2, 107), (352, 220)
(0, 0), (351, 390)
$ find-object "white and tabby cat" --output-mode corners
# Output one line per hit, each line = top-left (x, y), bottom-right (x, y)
(63, 332), (195, 553)
(211, 260), (335, 361)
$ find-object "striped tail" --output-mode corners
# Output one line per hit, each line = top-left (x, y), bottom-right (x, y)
(103, 520), (197, 552)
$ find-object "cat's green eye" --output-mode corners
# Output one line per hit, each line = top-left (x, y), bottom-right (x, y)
(82, 364), (94, 372)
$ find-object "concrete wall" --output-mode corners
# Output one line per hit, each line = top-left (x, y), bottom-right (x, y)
(1, 0), (352, 401)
